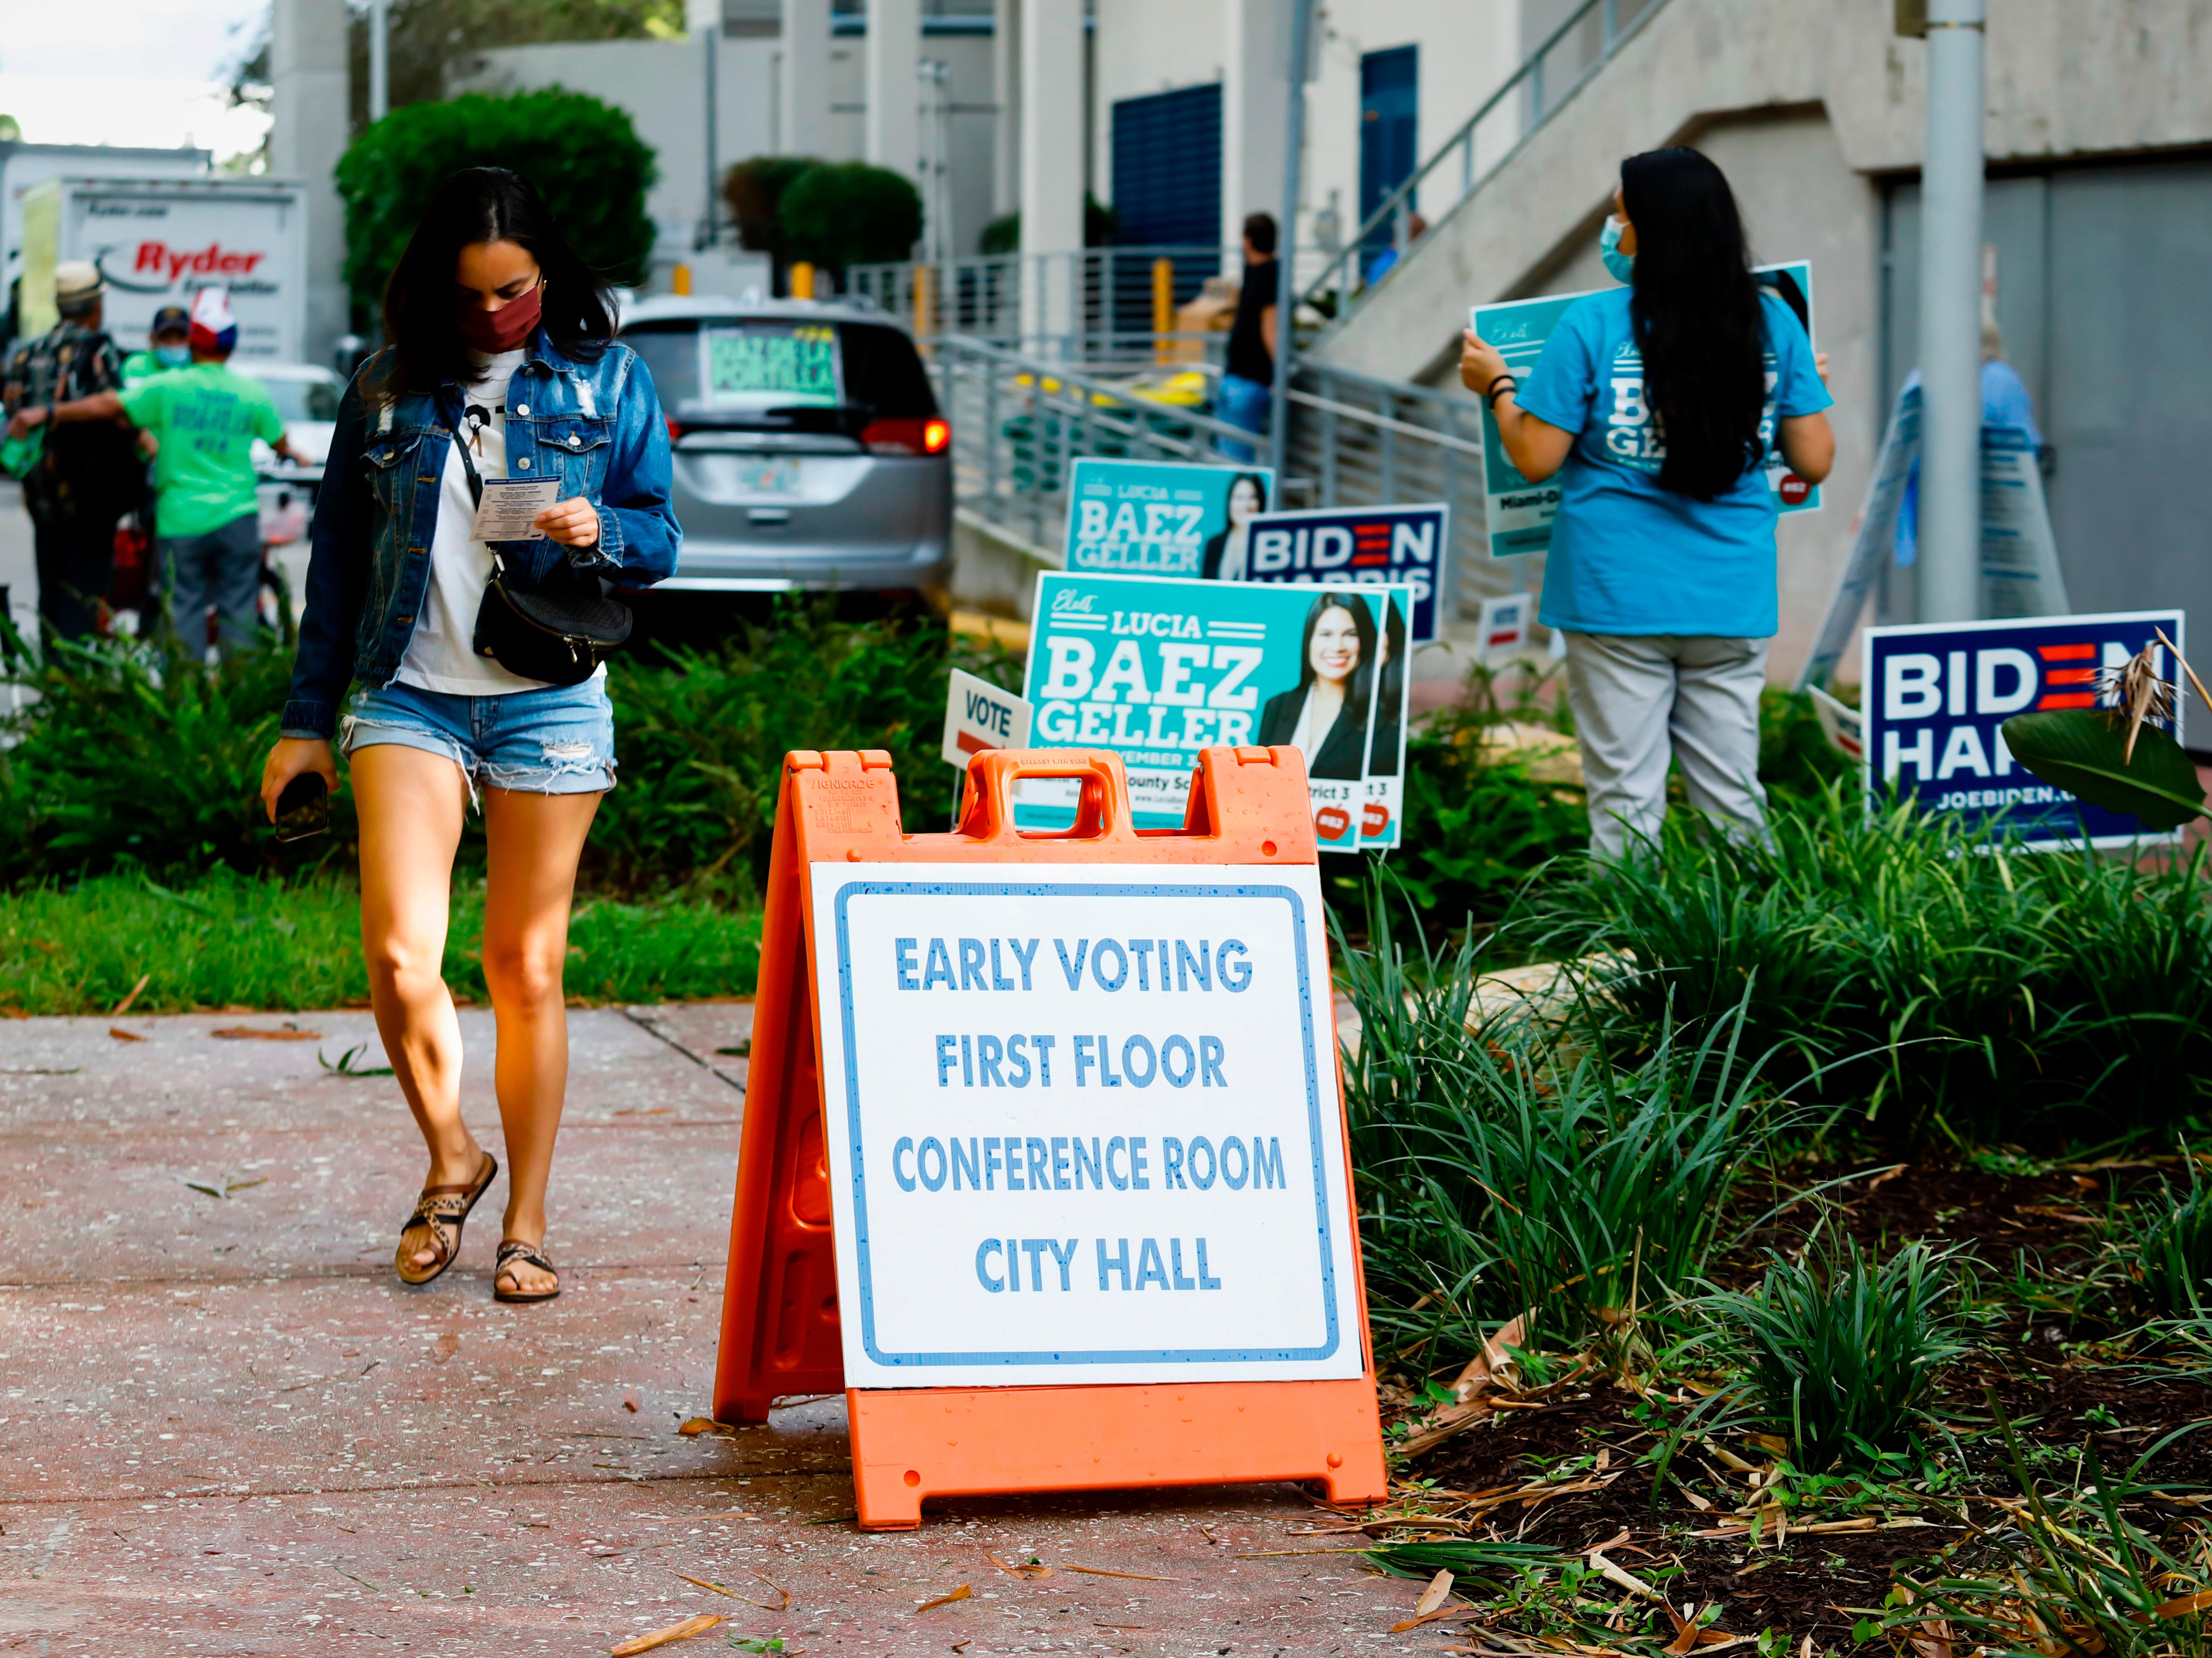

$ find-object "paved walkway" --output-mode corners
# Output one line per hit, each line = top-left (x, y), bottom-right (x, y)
(0, 1006), (1421, 1655)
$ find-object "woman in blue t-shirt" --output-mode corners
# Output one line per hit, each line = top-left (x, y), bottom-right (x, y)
(1460, 147), (1835, 858)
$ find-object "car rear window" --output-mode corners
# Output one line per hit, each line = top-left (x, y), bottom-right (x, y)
(622, 317), (938, 425)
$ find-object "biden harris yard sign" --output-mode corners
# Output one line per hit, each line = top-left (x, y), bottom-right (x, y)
(1862, 610), (2186, 849)
(808, 862), (1365, 1389)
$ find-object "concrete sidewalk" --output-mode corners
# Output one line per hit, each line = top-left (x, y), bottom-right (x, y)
(0, 1006), (1420, 1655)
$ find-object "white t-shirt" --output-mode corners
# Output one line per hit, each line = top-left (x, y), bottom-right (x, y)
(396, 349), (558, 695)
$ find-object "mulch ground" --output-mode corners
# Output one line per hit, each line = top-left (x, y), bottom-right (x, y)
(1374, 1157), (2212, 1650)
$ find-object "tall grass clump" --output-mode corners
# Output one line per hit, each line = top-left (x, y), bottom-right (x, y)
(1525, 783), (2212, 1149)
(2111, 1160), (2212, 1318)
(1336, 874), (1788, 1360)
(1703, 1236), (1969, 1472)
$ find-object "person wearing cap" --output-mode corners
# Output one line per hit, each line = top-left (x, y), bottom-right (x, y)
(12, 287), (299, 656)
(0, 259), (141, 639)
(122, 304), (193, 390)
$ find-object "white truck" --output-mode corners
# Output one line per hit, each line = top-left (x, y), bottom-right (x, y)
(18, 175), (308, 364)
(2, 141), (208, 335)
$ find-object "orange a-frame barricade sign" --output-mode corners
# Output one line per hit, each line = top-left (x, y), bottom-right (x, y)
(711, 744), (1387, 1529)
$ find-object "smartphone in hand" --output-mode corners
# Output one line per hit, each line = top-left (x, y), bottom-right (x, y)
(274, 773), (329, 842)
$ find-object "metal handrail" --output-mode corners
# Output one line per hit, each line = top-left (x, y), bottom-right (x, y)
(1300, 0), (1673, 322)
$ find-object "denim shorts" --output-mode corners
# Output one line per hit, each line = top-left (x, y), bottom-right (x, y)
(340, 677), (617, 797)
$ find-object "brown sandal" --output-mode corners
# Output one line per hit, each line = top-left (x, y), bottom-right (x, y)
(394, 1151), (499, 1287)
(493, 1238), (561, 1304)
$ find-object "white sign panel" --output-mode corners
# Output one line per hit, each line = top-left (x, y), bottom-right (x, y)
(941, 669), (1033, 769)
(809, 861), (1364, 1390)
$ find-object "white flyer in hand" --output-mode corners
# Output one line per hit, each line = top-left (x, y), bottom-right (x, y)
(469, 477), (558, 542)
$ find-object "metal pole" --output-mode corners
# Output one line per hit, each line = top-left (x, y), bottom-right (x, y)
(367, 0), (389, 122)
(1916, 0), (1986, 622)
(701, 25), (720, 248)
(1266, 0), (1316, 483)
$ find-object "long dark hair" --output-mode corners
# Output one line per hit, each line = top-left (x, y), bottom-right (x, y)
(1621, 148), (1766, 501)
(1295, 590), (1377, 693)
(372, 168), (616, 397)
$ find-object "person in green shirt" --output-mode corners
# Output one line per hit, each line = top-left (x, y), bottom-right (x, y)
(10, 289), (299, 656)
(120, 304), (191, 390)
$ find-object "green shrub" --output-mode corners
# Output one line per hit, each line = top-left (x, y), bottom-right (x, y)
(1335, 876), (1786, 1356)
(0, 632), (347, 883)
(0, 601), (1017, 898)
(723, 155), (822, 266)
(1705, 1237), (1969, 1472)
(778, 162), (924, 274)
(1525, 784), (2212, 1149)
(335, 89), (658, 314)
(592, 600), (1021, 895)
(2117, 1161), (2212, 1317)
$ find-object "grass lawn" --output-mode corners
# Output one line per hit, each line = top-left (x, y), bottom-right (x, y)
(0, 871), (761, 1016)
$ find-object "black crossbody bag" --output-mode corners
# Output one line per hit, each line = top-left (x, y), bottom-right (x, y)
(453, 421), (632, 687)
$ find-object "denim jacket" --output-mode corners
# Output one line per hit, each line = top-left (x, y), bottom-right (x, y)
(280, 328), (680, 738)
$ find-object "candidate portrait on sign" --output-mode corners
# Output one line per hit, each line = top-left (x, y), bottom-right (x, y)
(1257, 590), (1374, 781)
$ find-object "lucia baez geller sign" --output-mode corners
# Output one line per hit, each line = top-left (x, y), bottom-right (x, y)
(809, 861), (1365, 1390)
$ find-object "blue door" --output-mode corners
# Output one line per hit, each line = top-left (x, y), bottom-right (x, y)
(1360, 46), (1419, 252)
(1111, 82), (1224, 329)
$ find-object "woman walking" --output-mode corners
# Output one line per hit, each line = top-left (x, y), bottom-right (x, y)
(1460, 147), (1834, 858)
(260, 168), (679, 1302)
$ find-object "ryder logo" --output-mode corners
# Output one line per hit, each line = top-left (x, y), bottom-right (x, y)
(133, 242), (268, 282)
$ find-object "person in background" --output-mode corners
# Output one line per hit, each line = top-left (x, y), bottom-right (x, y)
(122, 304), (192, 390)
(1217, 213), (1279, 463)
(17, 289), (297, 658)
(1893, 316), (2041, 569)
(1363, 212), (1428, 285)
(0, 261), (141, 639)
(1458, 147), (1835, 859)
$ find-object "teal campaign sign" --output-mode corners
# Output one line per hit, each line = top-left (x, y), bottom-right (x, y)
(1355, 588), (1412, 851)
(1064, 459), (1277, 577)
(1471, 261), (1818, 558)
(1022, 573), (1385, 853)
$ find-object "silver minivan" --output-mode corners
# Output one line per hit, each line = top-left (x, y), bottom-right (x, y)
(620, 296), (951, 593)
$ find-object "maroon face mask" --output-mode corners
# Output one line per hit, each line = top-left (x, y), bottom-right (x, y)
(456, 279), (543, 353)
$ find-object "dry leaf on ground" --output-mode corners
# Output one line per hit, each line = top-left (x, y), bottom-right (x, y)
(918, 1583), (973, 1611)
(677, 1417), (734, 1437)
(1062, 1564), (1188, 1582)
(212, 1026), (323, 1041)
(109, 1026), (146, 1043)
(674, 1573), (789, 1610)
(112, 972), (150, 1016)
(985, 1551), (1053, 1579)
(608, 1614), (723, 1655)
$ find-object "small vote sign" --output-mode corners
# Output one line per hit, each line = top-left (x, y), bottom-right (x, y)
(941, 669), (1033, 770)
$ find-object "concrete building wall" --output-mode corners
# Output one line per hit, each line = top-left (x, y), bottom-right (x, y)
(464, 27), (997, 271)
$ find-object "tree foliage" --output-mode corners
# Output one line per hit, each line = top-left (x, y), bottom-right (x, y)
(334, 89), (658, 316)
(722, 156), (823, 266)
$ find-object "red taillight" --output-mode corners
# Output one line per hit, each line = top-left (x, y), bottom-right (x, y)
(665, 416), (686, 445)
(862, 416), (950, 455)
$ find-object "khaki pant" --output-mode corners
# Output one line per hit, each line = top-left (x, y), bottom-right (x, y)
(1563, 631), (1769, 860)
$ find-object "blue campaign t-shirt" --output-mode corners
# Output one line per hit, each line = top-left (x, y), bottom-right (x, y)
(1513, 287), (1831, 639)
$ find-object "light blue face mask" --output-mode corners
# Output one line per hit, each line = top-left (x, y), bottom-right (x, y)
(1599, 216), (1635, 284)
(156, 344), (190, 368)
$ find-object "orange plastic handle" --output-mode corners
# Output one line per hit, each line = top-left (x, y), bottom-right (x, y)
(956, 748), (1141, 846)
